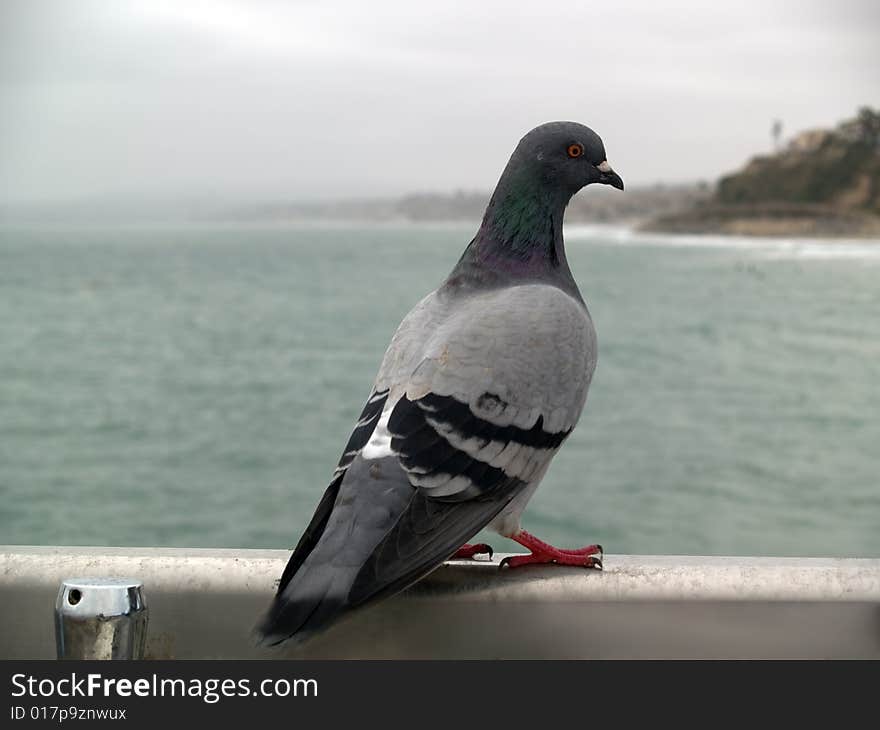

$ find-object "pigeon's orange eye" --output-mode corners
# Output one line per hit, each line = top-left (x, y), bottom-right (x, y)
(567, 143), (584, 158)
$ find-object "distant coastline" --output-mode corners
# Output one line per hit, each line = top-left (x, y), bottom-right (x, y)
(0, 183), (710, 230)
(4, 110), (877, 239)
(220, 182), (710, 229)
(642, 107), (880, 238)
(641, 202), (880, 238)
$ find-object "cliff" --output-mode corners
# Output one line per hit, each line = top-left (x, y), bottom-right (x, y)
(643, 107), (880, 237)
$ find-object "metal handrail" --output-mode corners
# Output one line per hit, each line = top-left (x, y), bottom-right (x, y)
(2, 546), (878, 659)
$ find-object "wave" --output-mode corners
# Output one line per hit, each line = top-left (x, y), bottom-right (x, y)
(564, 224), (880, 260)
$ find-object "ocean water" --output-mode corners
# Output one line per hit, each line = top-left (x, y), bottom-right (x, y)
(1, 222), (878, 558)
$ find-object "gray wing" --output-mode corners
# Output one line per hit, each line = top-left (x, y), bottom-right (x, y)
(258, 284), (596, 644)
(379, 284), (595, 432)
(376, 283), (596, 496)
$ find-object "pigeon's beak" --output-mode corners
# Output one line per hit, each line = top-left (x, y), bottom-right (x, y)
(596, 160), (624, 191)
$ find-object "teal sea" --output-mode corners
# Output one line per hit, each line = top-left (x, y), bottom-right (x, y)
(1, 222), (878, 557)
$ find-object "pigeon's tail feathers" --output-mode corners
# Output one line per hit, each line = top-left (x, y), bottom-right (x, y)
(257, 391), (394, 645)
(256, 453), (415, 645)
(257, 450), (522, 646)
(274, 475), (342, 598)
(257, 562), (357, 647)
(256, 476), (347, 646)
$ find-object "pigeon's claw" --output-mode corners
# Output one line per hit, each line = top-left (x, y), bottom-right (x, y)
(499, 530), (604, 571)
(451, 543), (494, 561)
(499, 552), (602, 570)
(556, 543), (604, 558)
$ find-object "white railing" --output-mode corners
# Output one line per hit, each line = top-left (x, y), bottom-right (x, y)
(2, 546), (878, 659)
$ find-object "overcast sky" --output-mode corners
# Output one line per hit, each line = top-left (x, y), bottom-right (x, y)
(1, 0), (877, 205)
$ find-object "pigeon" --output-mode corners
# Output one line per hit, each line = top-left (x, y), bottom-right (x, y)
(258, 121), (624, 645)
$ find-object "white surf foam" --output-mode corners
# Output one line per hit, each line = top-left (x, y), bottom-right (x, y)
(563, 224), (880, 261)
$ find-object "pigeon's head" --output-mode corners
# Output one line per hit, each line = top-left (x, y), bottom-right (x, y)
(508, 121), (624, 194)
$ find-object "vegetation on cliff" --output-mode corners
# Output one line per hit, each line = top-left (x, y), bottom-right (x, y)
(645, 107), (880, 237)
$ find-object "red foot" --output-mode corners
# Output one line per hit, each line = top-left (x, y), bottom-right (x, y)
(451, 543), (494, 560)
(500, 530), (603, 570)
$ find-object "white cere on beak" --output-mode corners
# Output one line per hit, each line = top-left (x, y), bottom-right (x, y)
(596, 160), (613, 173)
